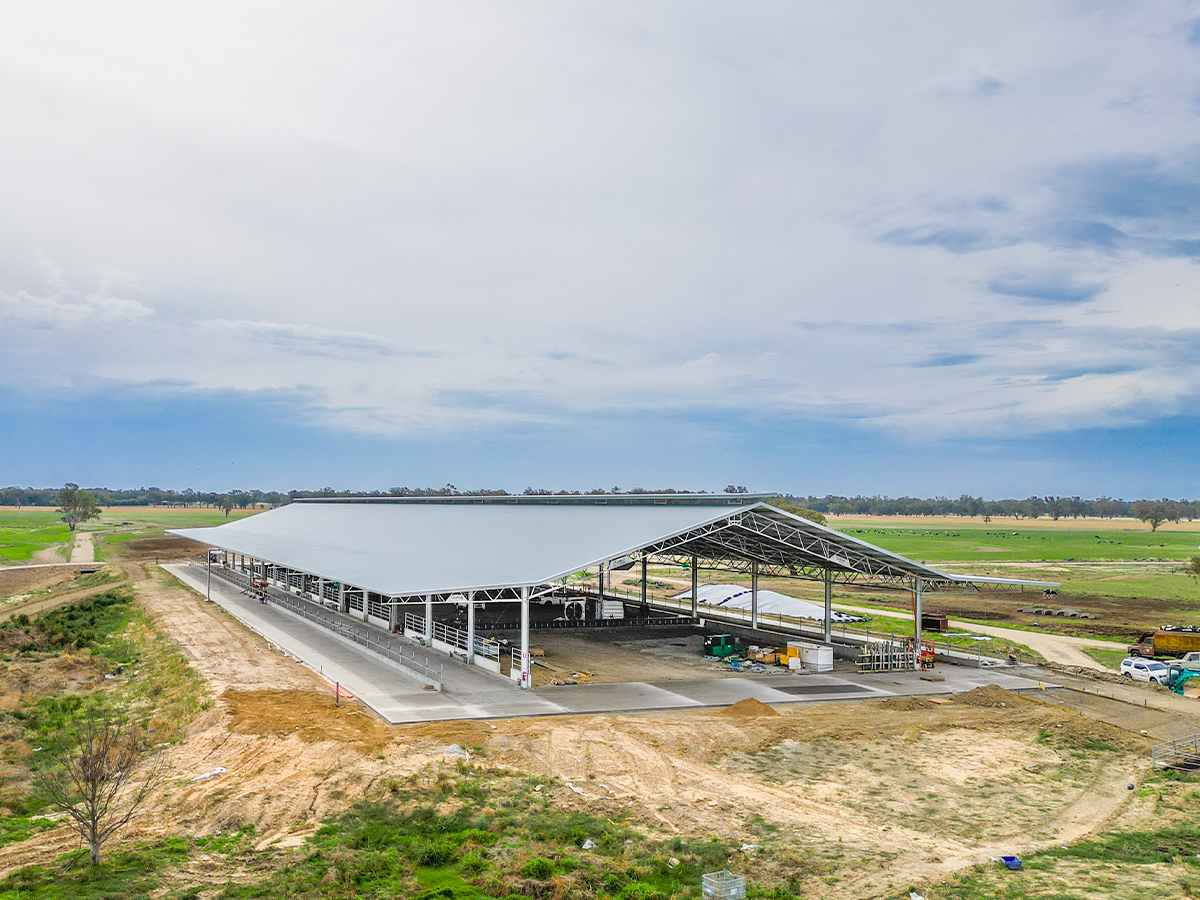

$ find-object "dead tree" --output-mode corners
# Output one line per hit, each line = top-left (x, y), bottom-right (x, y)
(33, 710), (167, 867)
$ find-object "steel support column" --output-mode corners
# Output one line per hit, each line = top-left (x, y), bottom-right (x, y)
(641, 556), (648, 608)
(466, 591), (476, 665)
(519, 586), (531, 689)
(425, 593), (433, 644)
(914, 578), (924, 645)
(690, 555), (698, 617)
(751, 559), (759, 630)
(338, 582), (347, 614)
(823, 568), (833, 643)
(388, 596), (399, 632)
(205, 548), (211, 602)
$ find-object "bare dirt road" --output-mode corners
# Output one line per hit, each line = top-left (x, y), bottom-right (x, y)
(833, 600), (1121, 669)
(68, 530), (94, 563)
(0, 563), (135, 623)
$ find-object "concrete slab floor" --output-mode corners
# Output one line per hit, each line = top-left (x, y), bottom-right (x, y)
(166, 564), (1060, 725)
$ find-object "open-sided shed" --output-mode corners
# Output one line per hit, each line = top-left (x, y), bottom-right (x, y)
(171, 494), (1054, 687)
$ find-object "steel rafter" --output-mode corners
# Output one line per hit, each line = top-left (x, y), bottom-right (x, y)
(637, 510), (971, 592)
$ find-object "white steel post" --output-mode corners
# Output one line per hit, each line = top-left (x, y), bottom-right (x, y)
(914, 578), (924, 644)
(466, 591), (475, 664)
(641, 556), (648, 609)
(519, 586), (531, 689)
(425, 593), (433, 644)
(388, 597), (399, 632)
(823, 568), (833, 643)
(205, 548), (212, 602)
(690, 555), (698, 617)
(751, 560), (759, 630)
(338, 582), (347, 614)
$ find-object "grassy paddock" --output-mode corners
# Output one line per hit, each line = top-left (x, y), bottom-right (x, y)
(834, 523), (1200, 563)
(0, 523), (72, 563)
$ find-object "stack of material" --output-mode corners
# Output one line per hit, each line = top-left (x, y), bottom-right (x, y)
(675, 584), (866, 623)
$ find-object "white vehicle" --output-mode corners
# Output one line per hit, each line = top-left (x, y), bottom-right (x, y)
(1119, 657), (1170, 685)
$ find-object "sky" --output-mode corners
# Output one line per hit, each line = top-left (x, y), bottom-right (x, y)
(1, 2), (1199, 498)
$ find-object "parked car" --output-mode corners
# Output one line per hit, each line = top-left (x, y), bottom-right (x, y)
(1119, 657), (1171, 685)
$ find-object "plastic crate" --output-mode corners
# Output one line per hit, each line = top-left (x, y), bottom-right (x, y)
(702, 871), (746, 900)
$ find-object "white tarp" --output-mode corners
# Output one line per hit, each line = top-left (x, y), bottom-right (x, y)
(675, 583), (866, 623)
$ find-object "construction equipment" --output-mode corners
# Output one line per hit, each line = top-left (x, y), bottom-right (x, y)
(748, 647), (784, 664)
(1168, 661), (1200, 695)
(1129, 626), (1200, 658)
(1168, 669), (1199, 695)
(703, 634), (740, 659)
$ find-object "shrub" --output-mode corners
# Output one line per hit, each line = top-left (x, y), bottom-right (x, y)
(620, 882), (667, 900)
(409, 840), (458, 867)
(521, 857), (556, 880)
(460, 850), (490, 875)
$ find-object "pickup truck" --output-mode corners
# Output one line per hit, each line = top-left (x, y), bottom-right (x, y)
(1128, 627), (1200, 659)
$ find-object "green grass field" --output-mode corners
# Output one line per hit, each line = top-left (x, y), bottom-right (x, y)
(0, 507), (261, 565)
(840, 523), (1200, 563)
(0, 523), (72, 563)
(96, 507), (260, 529)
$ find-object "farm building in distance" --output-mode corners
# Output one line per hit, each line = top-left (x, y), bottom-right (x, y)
(170, 494), (1054, 689)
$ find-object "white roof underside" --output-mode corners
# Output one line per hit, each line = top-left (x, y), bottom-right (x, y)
(170, 499), (1057, 598)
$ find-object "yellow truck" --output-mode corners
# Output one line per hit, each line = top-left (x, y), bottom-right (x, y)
(1129, 627), (1200, 659)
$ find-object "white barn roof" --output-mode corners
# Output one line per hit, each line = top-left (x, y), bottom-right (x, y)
(170, 495), (1056, 598)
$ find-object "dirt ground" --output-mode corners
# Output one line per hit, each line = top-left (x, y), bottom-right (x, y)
(517, 627), (759, 685)
(0, 565), (80, 602)
(0, 549), (1190, 899)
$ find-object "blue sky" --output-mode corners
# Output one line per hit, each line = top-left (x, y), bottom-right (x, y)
(1, 2), (1199, 498)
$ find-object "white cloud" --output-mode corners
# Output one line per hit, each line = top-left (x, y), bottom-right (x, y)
(1, 2), (1199, 443)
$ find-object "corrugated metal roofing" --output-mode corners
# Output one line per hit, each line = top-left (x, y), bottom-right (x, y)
(170, 501), (763, 597)
(170, 499), (1057, 598)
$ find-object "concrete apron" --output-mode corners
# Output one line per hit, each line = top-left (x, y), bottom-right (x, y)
(166, 564), (1059, 725)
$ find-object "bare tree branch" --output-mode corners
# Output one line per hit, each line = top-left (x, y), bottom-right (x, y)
(32, 709), (169, 866)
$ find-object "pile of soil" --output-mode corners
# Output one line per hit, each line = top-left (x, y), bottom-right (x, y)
(880, 696), (936, 711)
(0, 566), (76, 601)
(222, 689), (390, 752)
(712, 698), (781, 718)
(956, 684), (1018, 707)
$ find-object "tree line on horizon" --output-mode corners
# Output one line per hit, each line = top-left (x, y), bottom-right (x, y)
(2, 484), (1195, 529)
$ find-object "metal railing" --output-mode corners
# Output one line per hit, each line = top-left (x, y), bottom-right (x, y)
(198, 561), (443, 689)
(1152, 733), (1200, 770)
(485, 614), (697, 630)
(404, 611), (425, 634)
(403, 611), (498, 659)
(473, 634), (499, 659)
(645, 591), (995, 666)
(434, 619), (468, 650)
